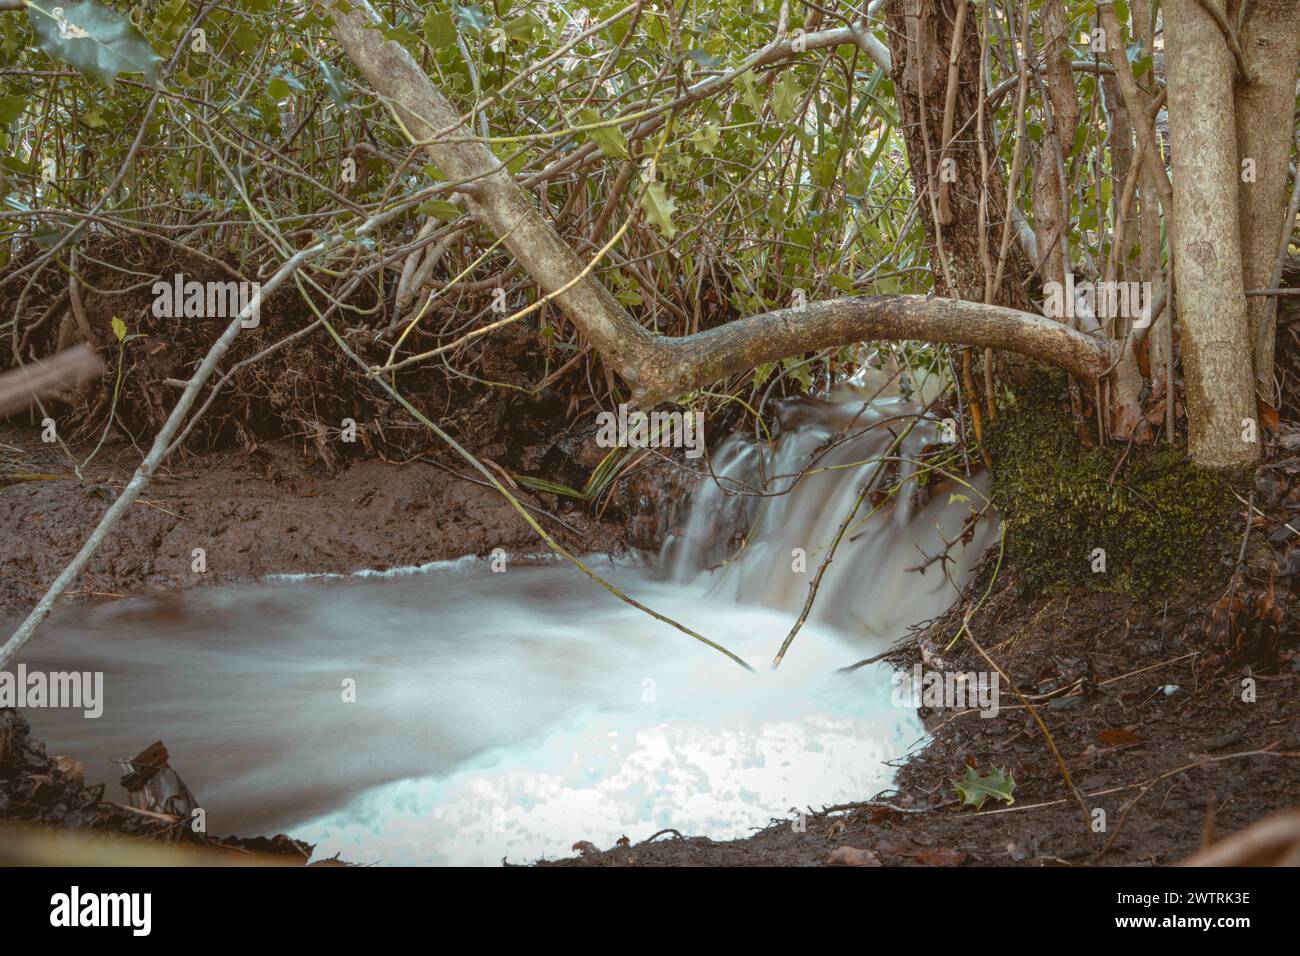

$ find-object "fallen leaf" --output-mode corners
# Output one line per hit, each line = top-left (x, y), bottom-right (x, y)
(1098, 727), (1144, 747)
(953, 765), (1016, 810)
(1258, 400), (1280, 433)
(878, 838), (967, 866)
(826, 846), (881, 866)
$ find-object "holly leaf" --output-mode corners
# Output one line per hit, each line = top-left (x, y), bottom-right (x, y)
(579, 109), (627, 160)
(151, 0), (191, 45)
(953, 766), (1015, 811)
(454, 4), (489, 33)
(314, 57), (351, 108)
(772, 74), (802, 122)
(688, 122), (720, 155)
(504, 13), (542, 42)
(28, 0), (162, 84)
(735, 69), (765, 115)
(266, 76), (291, 101)
(423, 10), (456, 49)
(640, 182), (677, 239)
(0, 94), (27, 125)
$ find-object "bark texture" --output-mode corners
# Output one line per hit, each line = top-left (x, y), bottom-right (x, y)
(1233, 0), (1300, 402)
(1165, 0), (1259, 467)
(884, 0), (1032, 307)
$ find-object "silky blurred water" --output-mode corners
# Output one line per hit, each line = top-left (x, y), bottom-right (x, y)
(18, 377), (992, 865)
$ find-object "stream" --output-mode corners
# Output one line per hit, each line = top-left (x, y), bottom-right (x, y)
(16, 378), (993, 865)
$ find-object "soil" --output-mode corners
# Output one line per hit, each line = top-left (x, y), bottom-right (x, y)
(0, 706), (329, 866)
(0, 422), (629, 616)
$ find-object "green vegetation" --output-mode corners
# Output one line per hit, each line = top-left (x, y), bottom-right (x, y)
(990, 381), (1237, 594)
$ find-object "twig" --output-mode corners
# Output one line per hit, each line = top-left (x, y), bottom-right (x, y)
(1191, 0), (1256, 84)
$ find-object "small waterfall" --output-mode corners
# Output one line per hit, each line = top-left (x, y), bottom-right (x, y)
(660, 376), (992, 642)
(12, 374), (994, 864)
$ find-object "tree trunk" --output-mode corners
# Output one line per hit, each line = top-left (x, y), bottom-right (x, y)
(884, 0), (1031, 307)
(1233, 0), (1300, 405)
(1165, 0), (1259, 468)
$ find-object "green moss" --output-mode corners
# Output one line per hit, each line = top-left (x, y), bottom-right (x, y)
(988, 379), (1236, 594)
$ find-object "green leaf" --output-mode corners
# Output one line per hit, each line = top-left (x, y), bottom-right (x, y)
(152, 0), (191, 45)
(28, 0), (161, 84)
(269, 64), (305, 93)
(314, 57), (351, 109)
(503, 13), (541, 42)
(735, 69), (764, 114)
(688, 122), (719, 155)
(423, 10), (456, 49)
(417, 199), (462, 220)
(454, 4), (489, 33)
(953, 766), (1016, 811)
(266, 76), (291, 101)
(0, 94), (26, 125)
(380, 25), (420, 46)
(640, 182), (677, 239)
(686, 48), (721, 69)
(111, 316), (126, 342)
(578, 108), (627, 159)
(772, 74), (802, 122)
(811, 146), (840, 188)
(232, 20), (260, 54)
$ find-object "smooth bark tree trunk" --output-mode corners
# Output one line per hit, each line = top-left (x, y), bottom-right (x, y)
(1232, 0), (1300, 405)
(1165, 0), (1259, 468)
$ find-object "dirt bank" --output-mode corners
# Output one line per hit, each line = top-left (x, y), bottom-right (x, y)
(0, 423), (640, 617)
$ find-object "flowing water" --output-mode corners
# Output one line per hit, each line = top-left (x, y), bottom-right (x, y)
(16, 377), (993, 865)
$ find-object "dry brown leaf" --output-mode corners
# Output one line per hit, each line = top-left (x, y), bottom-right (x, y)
(878, 838), (966, 865)
(1098, 727), (1144, 747)
(826, 846), (882, 867)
